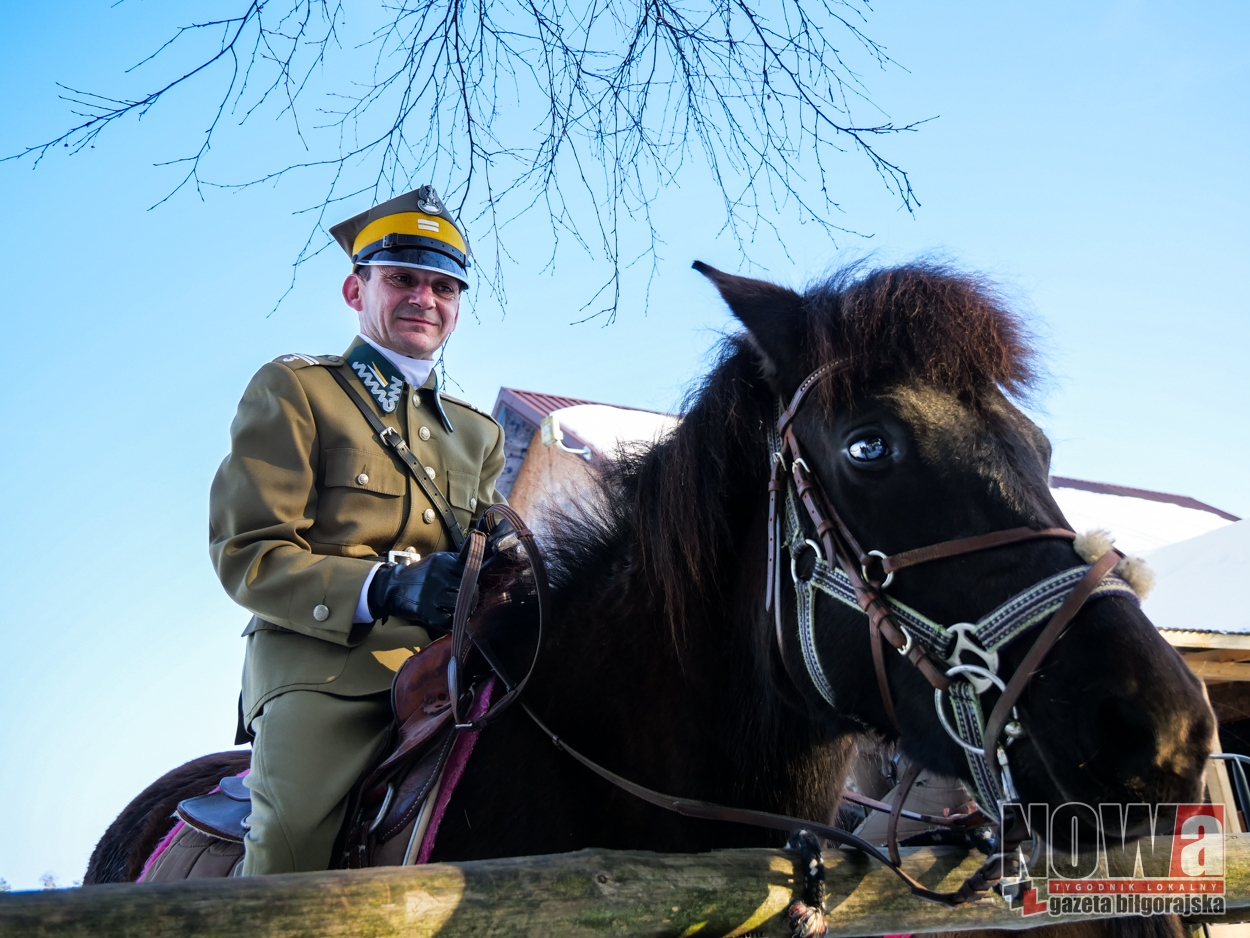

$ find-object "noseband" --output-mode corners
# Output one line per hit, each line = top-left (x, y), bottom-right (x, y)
(766, 361), (1135, 810)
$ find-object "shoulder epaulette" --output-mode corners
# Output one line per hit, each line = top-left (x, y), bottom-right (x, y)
(273, 353), (345, 369)
(438, 392), (498, 422)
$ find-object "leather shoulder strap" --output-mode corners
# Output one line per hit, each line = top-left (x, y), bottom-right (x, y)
(328, 367), (466, 551)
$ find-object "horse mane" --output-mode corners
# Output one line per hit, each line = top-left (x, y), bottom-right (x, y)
(548, 262), (1040, 646)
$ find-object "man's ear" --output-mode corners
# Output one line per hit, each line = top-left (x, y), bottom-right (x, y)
(342, 272), (365, 312)
(692, 261), (804, 385)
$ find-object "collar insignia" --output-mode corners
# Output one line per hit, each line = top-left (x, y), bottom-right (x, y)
(347, 344), (405, 414)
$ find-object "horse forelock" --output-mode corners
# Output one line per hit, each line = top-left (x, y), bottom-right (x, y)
(802, 261), (1039, 414)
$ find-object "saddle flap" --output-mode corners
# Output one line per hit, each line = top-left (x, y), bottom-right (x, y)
(218, 775), (250, 802)
(177, 791), (250, 844)
(377, 723), (456, 843)
(392, 634), (453, 724)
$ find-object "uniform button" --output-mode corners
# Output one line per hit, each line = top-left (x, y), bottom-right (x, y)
(411, 395), (420, 408)
(470, 497), (477, 509)
(418, 426), (431, 441)
(313, 604), (330, 621)
(356, 473), (369, 485)
(424, 466), (436, 480)
(423, 509), (436, 524)
(404, 546), (416, 554)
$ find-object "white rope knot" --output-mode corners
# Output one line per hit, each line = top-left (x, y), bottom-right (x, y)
(1073, 528), (1155, 599)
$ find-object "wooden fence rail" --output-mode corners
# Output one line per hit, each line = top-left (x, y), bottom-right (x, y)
(2, 835), (1248, 937)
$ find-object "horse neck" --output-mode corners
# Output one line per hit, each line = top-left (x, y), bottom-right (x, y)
(527, 389), (846, 817)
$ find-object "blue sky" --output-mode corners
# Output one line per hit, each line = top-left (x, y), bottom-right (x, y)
(0, 1), (1245, 889)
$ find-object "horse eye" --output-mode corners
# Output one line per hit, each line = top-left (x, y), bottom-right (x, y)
(848, 437), (888, 462)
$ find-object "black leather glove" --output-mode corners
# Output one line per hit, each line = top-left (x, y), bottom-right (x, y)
(366, 551), (465, 632)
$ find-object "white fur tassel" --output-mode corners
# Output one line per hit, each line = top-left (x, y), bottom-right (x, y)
(1114, 554), (1156, 600)
(1072, 528), (1155, 600)
(1073, 528), (1116, 564)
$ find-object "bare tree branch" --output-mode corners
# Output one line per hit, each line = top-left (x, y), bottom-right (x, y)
(6, 1), (925, 322)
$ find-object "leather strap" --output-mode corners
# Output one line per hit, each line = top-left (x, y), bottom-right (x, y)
(868, 609), (900, 730)
(448, 504), (550, 731)
(777, 360), (846, 435)
(328, 367), (465, 551)
(518, 700), (982, 905)
(839, 788), (975, 828)
(981, 548), (1122, 778)
(875, 527), (1077, 578)
(887, 761), (924, 865)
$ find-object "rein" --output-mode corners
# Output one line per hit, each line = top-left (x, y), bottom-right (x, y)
(444, 508), (996, 904)
(446, 362), (1132, 906)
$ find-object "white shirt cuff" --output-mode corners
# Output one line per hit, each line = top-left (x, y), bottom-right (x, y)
(354, 562), (384, 624)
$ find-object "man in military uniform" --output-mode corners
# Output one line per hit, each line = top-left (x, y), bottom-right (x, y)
(209, 186), (505, 875)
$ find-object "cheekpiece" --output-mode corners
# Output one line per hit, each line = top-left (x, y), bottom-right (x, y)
(330, 185), (471, 285)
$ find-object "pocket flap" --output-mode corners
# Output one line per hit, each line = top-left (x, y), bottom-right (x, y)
(324, 448), (406, 496)
(445, 469), (480, 511)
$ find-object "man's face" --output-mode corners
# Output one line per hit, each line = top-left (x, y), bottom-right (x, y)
(342, 265), (463, 359)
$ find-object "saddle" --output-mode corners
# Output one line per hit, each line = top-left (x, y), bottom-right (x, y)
(168, 508), (538, 873)
(338, 634), (462, 866)
(167, 633), (484, 869)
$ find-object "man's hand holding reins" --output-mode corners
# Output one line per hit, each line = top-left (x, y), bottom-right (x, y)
(367, 552), (465, 632)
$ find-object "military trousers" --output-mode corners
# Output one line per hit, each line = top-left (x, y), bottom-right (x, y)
(241, 689), (391, 875)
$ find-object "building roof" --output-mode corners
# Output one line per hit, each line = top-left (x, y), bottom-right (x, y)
(492, 388), (665, 430)
(549, 404), (680, 458)
(492, 388), (599, 428)
(491, 388), (675, 496)
(1050, 476), (1240, 522)
(1143, 520), (1250, 637)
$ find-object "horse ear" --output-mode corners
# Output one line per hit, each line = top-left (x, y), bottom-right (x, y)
(692, 261), (804, 382)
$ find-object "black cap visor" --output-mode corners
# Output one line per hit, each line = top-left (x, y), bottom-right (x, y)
(356, 247), (469, 287)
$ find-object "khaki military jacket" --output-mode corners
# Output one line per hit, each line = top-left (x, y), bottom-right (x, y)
(210, 337), (505, 724)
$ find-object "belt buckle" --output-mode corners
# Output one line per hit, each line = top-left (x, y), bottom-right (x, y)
(388, 549), (422, 566)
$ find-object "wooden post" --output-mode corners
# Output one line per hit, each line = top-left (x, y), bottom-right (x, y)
(2, 837), (1248, 937)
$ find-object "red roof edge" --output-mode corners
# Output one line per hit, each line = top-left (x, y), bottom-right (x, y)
(1049, 476), (1241, 523)
(493, 387), (670, 424)
(492, 388), (596, 428)
(491, 388), (599, 459)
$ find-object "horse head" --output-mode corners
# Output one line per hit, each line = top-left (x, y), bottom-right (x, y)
(695, 260), (1212, 832)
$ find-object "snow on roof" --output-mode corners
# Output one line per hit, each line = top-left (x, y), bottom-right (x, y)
(551, 404), (680, 458)
(1050, 484), (1235, 554)
(1141, 521), (1250, 635)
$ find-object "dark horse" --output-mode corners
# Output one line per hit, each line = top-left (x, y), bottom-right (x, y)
(88, 263), (1212, 934)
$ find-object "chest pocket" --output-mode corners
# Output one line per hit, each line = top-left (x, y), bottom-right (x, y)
(324, 448), (406, 496)
(445, 469), (480, 512)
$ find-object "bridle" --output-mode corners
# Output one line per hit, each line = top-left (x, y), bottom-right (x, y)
(446, 361), (1137, 907)
(766, 360), (1134, 812)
